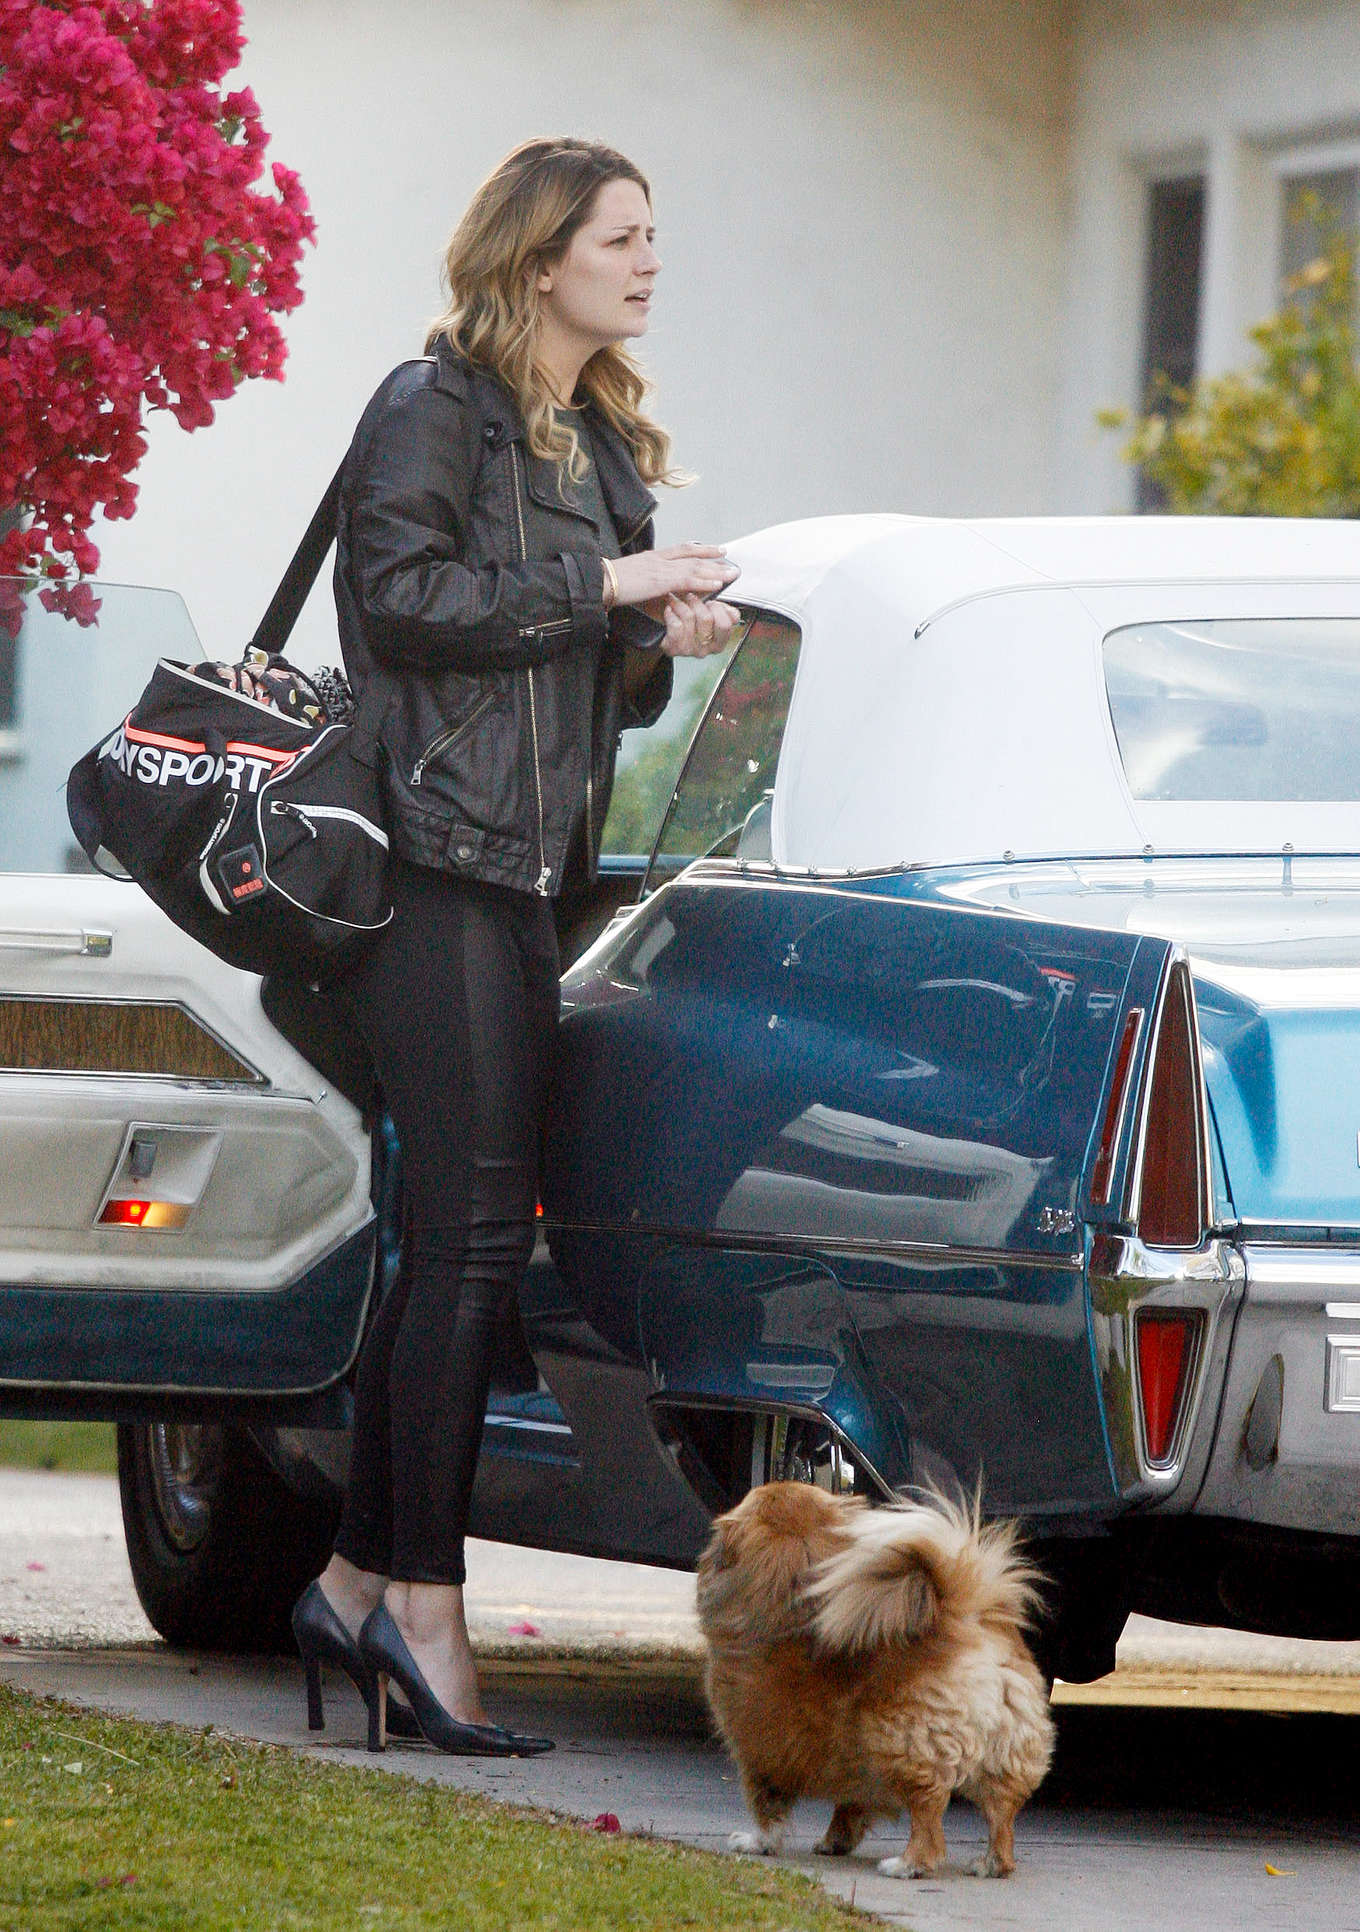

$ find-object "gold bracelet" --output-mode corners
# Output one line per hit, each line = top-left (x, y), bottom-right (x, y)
(601, 555), (619, 610)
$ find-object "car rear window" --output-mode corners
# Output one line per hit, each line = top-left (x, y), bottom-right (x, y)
(1103, 616), (1360, 802)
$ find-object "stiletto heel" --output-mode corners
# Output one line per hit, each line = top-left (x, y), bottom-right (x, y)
(368, 1673), (387, 1754)
(303, 1654), (325, 1732)
(358, 1604), (554, 1758)
(291, 1580), (423, 1743)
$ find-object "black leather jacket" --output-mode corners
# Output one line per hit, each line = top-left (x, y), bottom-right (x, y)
(334, 339), (672, 897)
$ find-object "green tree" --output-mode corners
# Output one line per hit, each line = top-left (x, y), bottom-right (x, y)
(1100, 223), (1360, 514)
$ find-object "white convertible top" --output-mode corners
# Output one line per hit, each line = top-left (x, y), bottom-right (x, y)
(722, 515), (1360, 873)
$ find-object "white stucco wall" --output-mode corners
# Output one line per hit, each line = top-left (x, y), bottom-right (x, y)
(1059, 0), (1360, 515)
(86, 0), (1071, 666)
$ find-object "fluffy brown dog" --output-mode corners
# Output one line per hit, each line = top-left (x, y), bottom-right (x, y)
(695, 1481), (1054, 1879)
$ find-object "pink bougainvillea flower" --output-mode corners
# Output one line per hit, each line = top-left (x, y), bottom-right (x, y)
(0, 0), (313, 585)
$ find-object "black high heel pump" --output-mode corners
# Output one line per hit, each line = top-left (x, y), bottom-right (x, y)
(358, 1603), (554, 1757)
(291, 1581), (422, 1741)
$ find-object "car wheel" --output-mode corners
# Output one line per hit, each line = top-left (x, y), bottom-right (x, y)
(117, 1421), (337, 1653)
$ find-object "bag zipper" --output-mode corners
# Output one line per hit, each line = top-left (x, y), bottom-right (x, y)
(269, 799), (390, 847)
(410, 691), (495, 785)
(511, 446), (552, 896)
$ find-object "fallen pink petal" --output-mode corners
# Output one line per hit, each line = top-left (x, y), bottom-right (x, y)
(591, 1812), (621, 1834)
(506, 1620), (541, 1637)
(24, 1562), (45, 1573)
(1, 1636), (19, 1647)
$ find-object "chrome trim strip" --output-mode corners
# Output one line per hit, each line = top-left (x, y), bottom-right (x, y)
(1326, 1302), (1360, 1318)
(0, 928), (112, 957)
(483, 1413), (574, 1437)
(545, 1217), (1081, 1272)
(1245, 1250), (1360, 1297)
(646, 1391), (895, 1501)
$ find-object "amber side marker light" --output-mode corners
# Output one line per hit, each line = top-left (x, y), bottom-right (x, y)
(1136, 1311), (1198, 1465)
(98, 1199), (190, 1230)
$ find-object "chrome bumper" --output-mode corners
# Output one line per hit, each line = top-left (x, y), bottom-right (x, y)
(1195, 1246), (1360, 1539)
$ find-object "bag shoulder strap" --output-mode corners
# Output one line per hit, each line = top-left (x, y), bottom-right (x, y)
(248, 458), (347, 659)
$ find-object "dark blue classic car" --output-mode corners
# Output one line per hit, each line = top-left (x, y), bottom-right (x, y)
(3, 513), (1360, 1680)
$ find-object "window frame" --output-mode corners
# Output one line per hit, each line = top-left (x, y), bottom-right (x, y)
(1271, 135), (1360, 281)
(642, 607), (803, 896)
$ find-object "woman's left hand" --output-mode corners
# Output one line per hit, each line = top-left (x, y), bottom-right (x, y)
(658, 593), (743, 658)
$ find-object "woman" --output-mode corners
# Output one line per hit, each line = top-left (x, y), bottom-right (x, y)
(291, 137), (741, 1757)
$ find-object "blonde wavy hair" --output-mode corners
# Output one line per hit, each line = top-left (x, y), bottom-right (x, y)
(425, 137), (682, 490)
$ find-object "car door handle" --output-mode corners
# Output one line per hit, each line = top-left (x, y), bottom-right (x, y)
(0, 928), (113, 957)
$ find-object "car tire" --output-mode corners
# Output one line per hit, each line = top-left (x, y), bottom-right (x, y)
(117, 1421), (338, 1653)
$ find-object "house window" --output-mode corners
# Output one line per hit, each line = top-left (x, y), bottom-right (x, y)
(1278, 154), (1360, 285)
(1138, 176), (1205, 510)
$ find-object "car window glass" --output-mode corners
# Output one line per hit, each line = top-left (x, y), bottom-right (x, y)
(645, 613), (802, 891)
(600, 650), (730, 858)
(1104, 617), (1360, 801)
(0, 580), (201, 873)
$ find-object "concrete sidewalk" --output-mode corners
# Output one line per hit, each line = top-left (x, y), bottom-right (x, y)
(2, 1470), (1358, 1932)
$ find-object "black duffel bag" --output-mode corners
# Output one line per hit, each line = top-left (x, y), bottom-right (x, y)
(66, 462), (392, 979)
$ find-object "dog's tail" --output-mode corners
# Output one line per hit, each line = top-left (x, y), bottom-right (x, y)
(803, 1489), (1042, 1655)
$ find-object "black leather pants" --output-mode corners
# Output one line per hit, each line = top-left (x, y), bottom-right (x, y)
(332, 860), (559, 1584)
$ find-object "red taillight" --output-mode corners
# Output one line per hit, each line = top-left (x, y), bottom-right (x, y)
(101, 1199), (149, 1226)
(1136, 1312), (1197, 1464)
(1091, 1008), (1142, 1205)
(97, 1199), (189, 1229)
(1137, 970), (1203, 1247)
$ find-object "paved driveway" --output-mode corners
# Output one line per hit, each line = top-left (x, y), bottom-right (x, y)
(1, 1469), (1358, 1931)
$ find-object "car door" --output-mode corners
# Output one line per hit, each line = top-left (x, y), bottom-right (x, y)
(543, 608), (1165, 1526)
(0, 582), (375, 1413)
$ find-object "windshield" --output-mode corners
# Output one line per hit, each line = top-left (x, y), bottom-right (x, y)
(0, 579), (201, 873)
(1104, 616), (1360, 803)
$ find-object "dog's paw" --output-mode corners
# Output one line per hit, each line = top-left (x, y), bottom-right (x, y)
(812, 1838), (845, 1858)
(969, 1851), (1015, 1879)
(728, 1831), (771, 1856)
(877, 1855), (933, 1880)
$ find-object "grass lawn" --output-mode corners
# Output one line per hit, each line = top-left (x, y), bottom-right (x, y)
(0, 1422), (117, 1476)
(0, 1686), (871, 1931)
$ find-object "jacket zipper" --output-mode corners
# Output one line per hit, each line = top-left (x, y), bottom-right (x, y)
(410, 692), (494, 785)
(511, 446), (552, 895)
(586, 504), (648, 859)
(517, 617), (573, 640)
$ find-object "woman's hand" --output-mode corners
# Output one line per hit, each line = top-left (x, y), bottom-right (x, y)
(608, 544), (738, 609)
(660, 593), (743, 659)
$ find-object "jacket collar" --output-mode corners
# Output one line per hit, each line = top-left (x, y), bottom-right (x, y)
(432, 337), (657, 544)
